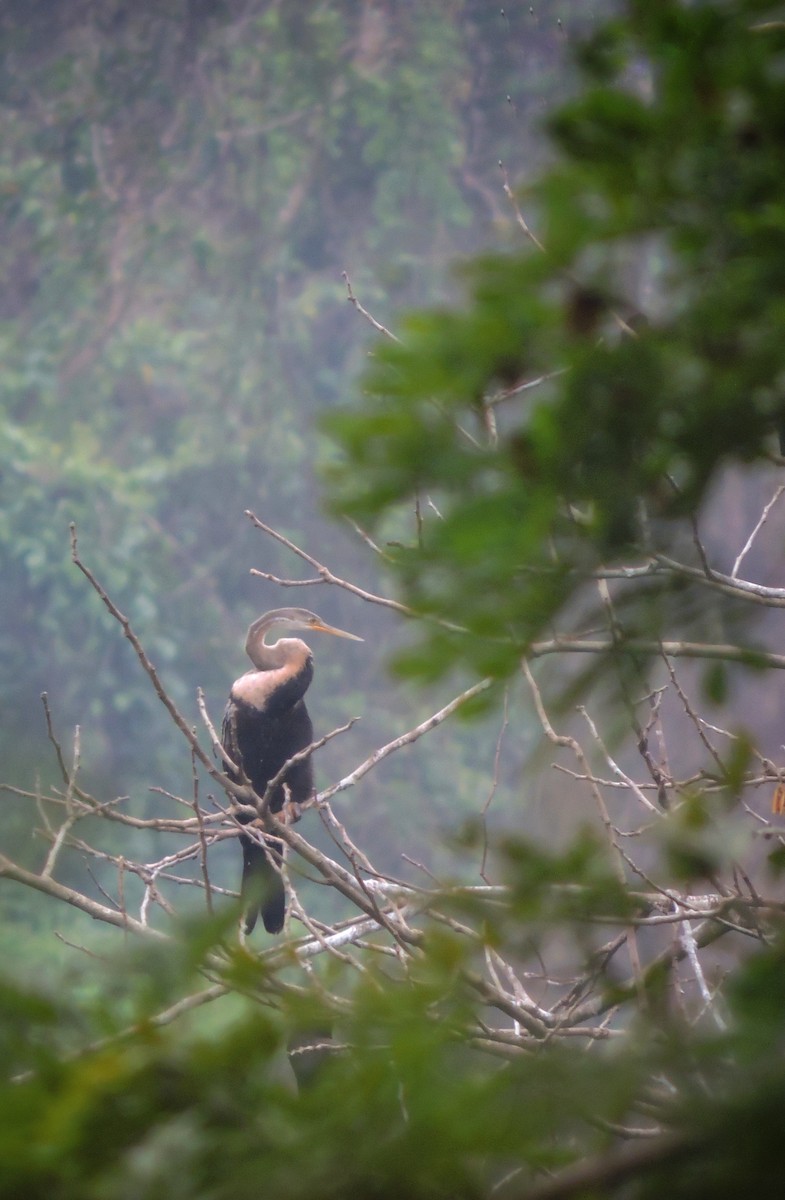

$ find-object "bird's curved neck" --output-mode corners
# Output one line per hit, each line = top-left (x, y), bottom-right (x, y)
(247, 633), (304, 673)
(232, 628), (313, 713)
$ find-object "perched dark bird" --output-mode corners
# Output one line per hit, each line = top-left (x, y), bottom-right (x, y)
(221, 608), (362, 935)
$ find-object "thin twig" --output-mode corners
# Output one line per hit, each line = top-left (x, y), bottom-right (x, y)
(70, 525), (219, 779)
(245, 511), (410, 613)
(499, 159), (545, 252)
(528, 635), (785, 669)
(480, 690), (510, 882)
(191, 747), (214, 916)
(0, 854), (165, 939)
(342, 271), (400, 341)
(41, 726), (82, 878)
(731, 483), (785, 578)
(318, 679), (492, 804)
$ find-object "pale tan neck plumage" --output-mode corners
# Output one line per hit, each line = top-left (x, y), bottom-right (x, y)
(231, 637), (311, 710)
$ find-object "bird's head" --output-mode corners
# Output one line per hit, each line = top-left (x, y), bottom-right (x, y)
(245, 608), (363, 665)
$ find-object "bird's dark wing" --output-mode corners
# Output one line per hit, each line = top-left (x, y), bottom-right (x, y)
(222, 695), (307, 934)
(222, 699), (285, 933)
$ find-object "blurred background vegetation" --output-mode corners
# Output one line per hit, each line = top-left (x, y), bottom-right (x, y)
(5, 2), (785, 1197)
(0, 0), (613, 968)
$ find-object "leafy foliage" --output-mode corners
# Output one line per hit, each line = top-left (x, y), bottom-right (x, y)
(2, 851), (785, 1200)
(326, 0), (785, 684)
(6, 3), (785, 1199)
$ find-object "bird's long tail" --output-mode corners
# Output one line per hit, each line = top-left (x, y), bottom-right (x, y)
(240, 831), (286, 934)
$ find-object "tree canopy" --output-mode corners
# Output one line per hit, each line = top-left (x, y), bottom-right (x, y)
(327, 0), (785, 685)
(4, 2), (785, 1198)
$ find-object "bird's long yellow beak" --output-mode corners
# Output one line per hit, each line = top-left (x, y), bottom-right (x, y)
(311, 621), (364, 642)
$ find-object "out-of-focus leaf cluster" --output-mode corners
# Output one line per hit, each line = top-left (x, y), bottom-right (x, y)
(326, 0), (785, 683)
(2, 862), (785, 1200)
(8, 6), (785, 1198)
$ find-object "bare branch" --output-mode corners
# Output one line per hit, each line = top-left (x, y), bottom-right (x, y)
(245, 511), (410, 613)
(70, 524), (220, 779)
(511, 1131), (692, 1200)
(258, 719), (359, 817)
(41, 693), (72, 786)
(654, 553), (785, 606)
(528, 635), (785, 669)
(0, 854), (167, 939)
(41, 725), (82, 878)
(342, 271), (400, 341)
(731, 483), (785, 578)
(318, 678), (492, 803)
(480, 690), (509, 882)
(499, 159), (545, 252)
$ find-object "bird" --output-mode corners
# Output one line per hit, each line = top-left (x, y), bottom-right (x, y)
(221, 607), (362, 935)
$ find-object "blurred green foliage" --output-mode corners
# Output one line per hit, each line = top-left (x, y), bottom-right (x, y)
(3, 839), (785, 1200)
(326, 0), (785, 683)
(7, 3), (785, 1198)
(0, 0), (592, 950)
